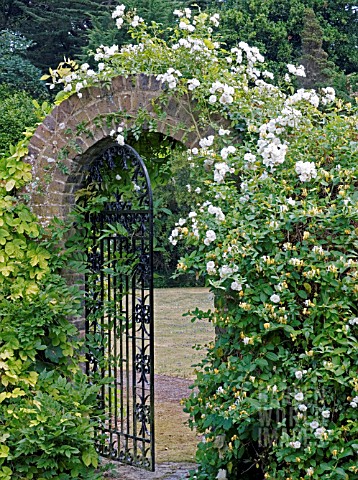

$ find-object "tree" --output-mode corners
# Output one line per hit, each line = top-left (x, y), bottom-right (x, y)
(0, 0), (111, 71)
(206, 0), (357, 79)
(82, 0), (191, 62)
(0, 0), (192, 71)
(298, 8), (335, 89)
(0, 29), (47, 97)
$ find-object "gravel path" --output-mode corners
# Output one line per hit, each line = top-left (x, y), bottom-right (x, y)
(103, 461), (195, 479)
(102, 375), (198, 479)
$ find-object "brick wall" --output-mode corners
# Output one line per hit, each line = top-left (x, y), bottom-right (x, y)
(26, 74), (212, 222)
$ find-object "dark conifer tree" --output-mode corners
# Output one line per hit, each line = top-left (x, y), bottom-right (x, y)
(82, 0), (191, 61)
(0, 0), (109, 70)
(298, 8), (335, 89)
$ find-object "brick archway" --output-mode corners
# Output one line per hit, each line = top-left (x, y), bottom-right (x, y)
(26, 74), (210, 222)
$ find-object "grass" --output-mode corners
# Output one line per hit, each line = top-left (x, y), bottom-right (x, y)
(153, 287), (214, 464)
(154, 287), (215, 378)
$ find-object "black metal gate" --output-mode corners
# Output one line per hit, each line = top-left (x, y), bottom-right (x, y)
(84, 144), (155, 470)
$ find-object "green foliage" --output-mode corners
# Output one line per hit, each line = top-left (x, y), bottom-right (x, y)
(0, 85), (39, 157)
(0, 30), (48, 98)
(0, 207), (103, 476)
(0, 98), (101, 478)
(0, 277), (101, 479)
(208, 0), (357, 93)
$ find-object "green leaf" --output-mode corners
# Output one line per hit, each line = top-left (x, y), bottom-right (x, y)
(0, 445), (9, 458)
(317, 463), (332, 473)
(262, 285), (273, 295)
(266, 352), (278, 362)
(82, 450), (91, 467)
(256, 358), (269, 368)
(297, 290), (308, 299)
(5, 180), (16, 192)
(260, 291), (268, 303)
(81, 449), (97, 467)
(335, 468), (348, 478)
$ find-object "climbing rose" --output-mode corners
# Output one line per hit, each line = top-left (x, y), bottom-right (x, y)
(204, 230), (216, 245)
(216, 469), (227, 480)
(270, 294), (280, 303)
(295, 161), (317, 182)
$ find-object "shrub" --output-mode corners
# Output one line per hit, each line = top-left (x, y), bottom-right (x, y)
(0, 123), (102, 476)
(0, 85), (39, 157)
(0, 241), (102, 478)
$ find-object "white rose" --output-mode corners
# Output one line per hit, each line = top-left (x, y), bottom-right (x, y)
(231, 281), (242, 291)
(294, 392), (304, 402)
(204, 230), (216, 245)
(270, 294), (280, 303)
(116, 134), (125, 145)
(216, 469), (227, 480)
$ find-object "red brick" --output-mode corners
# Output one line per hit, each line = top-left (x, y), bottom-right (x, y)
(42, 114), (57, 132)
(131, 90), (155, 112)
(118, 94), (132, 112)
(111, 76), (127, 92)
(59, 95), (82, 116)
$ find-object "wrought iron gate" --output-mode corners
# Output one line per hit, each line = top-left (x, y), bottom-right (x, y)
(84, 144), (155, 470)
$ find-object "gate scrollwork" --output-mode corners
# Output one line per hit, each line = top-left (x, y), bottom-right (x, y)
(84, 144), (155, 471)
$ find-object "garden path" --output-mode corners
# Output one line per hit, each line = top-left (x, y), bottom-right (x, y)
(103, 288), (214, 479)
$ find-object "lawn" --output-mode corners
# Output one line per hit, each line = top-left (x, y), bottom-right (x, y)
(153, 287), (215, 463)
(154, 287), (215, 378)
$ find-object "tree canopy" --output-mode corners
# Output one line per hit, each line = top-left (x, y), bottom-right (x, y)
(1, 0), (356, 90)
(0, 29), (47, 97)
(82, 0), (190, 62)
(0, 0), (192, 70)
(209, 0), (357, 81)
(0, 0), (112, 70)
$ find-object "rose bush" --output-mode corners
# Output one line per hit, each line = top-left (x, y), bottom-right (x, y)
(3, 3), (357, 478)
